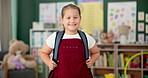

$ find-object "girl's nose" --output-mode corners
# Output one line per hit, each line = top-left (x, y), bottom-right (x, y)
(70, 18), (74, 22)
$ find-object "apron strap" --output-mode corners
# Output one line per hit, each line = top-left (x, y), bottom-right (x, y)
(52, 30), (89, 63)
(78, 30), (89, 60)
(52, 30), (65, 63)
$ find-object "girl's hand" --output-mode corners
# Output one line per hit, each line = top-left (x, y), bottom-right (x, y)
(48, 60), (57, 70)
(86, 58), (93, 68)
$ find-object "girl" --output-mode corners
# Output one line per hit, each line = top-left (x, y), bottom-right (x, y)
(40, 4), (100, 78)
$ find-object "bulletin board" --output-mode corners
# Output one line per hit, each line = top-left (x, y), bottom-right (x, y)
(107, 1), (136, 42)
(104, 0), (148, 42)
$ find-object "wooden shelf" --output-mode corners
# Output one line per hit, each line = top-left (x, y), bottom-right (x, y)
(117, 49), (148, 52)
(92, 44), (148, 78)
(30, 29), (59, 78)
(118, 68), (142, 71)
(143, 69), (148, 71)
(99, 49), (115, 51)
(92, 66), (115, 69)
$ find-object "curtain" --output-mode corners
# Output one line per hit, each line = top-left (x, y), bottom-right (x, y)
(0, 0), (2, 51)
(0, 0), (12, 51)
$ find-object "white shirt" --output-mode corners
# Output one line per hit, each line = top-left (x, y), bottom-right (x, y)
(46, 32), (96, 49)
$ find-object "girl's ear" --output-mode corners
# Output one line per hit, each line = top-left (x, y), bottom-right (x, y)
(60, 17), (64, 24)
(60, 17), (63, 22)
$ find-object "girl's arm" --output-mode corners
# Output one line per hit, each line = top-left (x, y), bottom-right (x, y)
(86, 44), (100, 68)
(40, 43), (57, 70)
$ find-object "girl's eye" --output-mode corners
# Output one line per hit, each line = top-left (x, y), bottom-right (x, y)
(74, 17), (78, 19)
(66, 17), (79, 19)
(66, 17), (70, 19)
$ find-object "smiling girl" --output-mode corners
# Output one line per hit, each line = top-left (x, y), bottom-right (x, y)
(40, 4), (100, 78)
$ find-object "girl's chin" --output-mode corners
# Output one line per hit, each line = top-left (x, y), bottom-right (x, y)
(68, 26), (78, 29)
(67, 28), (78, 31)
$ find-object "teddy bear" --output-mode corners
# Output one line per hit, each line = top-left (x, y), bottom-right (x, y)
(13, 50), (26, 70)
(99, 31), (108, 44)
(3, 39), (37, 69)
(107, 30), (115, 43)
(98, 30), (115, 44)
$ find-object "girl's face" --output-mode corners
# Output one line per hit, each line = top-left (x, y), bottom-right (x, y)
(61, 8), (81, 34)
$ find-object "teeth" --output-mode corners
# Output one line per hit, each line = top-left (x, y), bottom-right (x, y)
(69, 24), (76, 26)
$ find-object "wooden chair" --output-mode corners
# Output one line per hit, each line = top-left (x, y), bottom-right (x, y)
(0, 51), (38, 78)
(2, 60), (38, 78)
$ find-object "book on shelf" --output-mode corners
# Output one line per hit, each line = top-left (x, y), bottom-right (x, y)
(118, 54), (121, 67)
(31, 31), (54, 48)
(98, 55), (103, 67)
(94, 52), (114, 67)
(103, 52), (107, 67)
(107, 52), (114, 67)
(94, 55), (103, 67)
(120, 53), (124, 68)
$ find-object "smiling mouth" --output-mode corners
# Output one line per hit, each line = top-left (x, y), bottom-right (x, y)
(69, 24), (76, 26)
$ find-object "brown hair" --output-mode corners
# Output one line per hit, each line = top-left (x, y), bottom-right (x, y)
(61, 4), (81, 18)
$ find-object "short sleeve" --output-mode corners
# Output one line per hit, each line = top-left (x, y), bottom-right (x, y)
(46, 32), (56, 48)
(85, 33), (96, 49)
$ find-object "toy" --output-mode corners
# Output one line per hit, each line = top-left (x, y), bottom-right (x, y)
(99, 30), (115, 44)
(116, 23), (130, 44)
(130, 56), (141, 68)
(99, 31), (107, 44)
(13, 50), (25, 70)
(3, 39), (37, 69)
(107, 30), (115, 43)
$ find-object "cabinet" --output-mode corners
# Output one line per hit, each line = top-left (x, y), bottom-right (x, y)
(117, 44), (148, 78)
(92, 44), (148, 78)
(29, 28), (59, 78)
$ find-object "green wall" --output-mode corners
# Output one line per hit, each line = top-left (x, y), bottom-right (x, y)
(17, 0), (75, 45)
(17, 0), (148, 45)
(17, 0), (35, 44)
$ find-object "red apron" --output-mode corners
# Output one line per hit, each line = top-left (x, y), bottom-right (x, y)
(48, 39), (93, 78)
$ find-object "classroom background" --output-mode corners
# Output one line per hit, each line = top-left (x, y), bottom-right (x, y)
(0, 0), (148, 78)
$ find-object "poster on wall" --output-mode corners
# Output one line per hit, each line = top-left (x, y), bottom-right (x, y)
(107, 1), (137, 42)
(39, 3), (56, 23)
(78, 1), (104, 34)
(138, 11), (144, 21)
(146, 24), (148, 34)
(146, 35), (148, 42)
(146, 13), (148, 23)
(138, 34), (144, 42)
(138, 22), (144, 32)
(77, 0), (103, 4)
(56, 2), (74, 27)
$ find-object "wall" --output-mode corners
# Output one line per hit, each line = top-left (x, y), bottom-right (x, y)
(17, 0), (148, 45)
(17, 0), (75, 45)
(17, 0), (35, 45)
